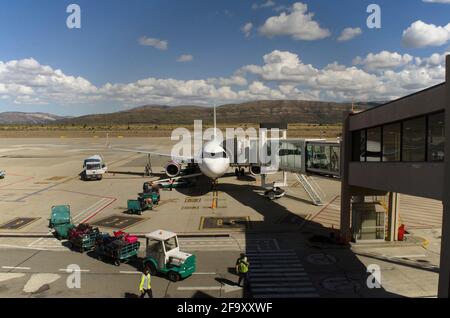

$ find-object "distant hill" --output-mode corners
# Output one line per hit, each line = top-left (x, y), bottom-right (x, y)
(57, 100), (379, 126)
(0, 112), (68, 124)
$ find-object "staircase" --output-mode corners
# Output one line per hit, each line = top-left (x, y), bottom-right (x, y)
(295, 174), (324, 206)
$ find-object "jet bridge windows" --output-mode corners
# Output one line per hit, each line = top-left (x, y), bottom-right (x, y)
(352, 111), (445, 163)
(305, 142), (341, 177)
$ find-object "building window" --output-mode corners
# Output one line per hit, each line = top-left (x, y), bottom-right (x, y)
(402, 117), (426, 162)
(366, 127), (382, 162)
(330, 146), (340, 173)
(428, 112), (445, 162)
(352, 130), (367, 162)
(382, 123), (401, 162)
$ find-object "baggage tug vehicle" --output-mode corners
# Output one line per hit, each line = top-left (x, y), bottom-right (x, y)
(142, 230), (196, 282)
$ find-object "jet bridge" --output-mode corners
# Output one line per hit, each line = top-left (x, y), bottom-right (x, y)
(270, 139), (341, 177)
(228, 138), (341, 177)
(225, 137), (342, 206)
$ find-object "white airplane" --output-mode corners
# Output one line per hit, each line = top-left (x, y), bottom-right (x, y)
(111, 107), (261, 182)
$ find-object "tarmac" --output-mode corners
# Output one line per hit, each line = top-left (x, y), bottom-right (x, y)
(0, 137), (442, 298)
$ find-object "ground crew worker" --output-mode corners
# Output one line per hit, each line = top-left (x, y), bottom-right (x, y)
(236, 253), (250, 287)
(139, 268), (153, 298)
(143, 182), (150, 193)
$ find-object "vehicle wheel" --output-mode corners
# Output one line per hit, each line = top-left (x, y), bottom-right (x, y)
(97, 255), (103, 261)
(235, 168), (239, 176)
(268, 192), (275, 200)
(114, 260), (120, 266)
(168, 271), (180, 282)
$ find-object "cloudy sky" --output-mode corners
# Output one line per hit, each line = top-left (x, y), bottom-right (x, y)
(0, 0), (450, 115)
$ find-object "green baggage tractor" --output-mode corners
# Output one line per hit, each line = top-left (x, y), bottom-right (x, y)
(49, 205), (75, 240)
(143, 230), (196, 282)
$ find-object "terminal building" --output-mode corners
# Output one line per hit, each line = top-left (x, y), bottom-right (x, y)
(339, 55), (450, 298)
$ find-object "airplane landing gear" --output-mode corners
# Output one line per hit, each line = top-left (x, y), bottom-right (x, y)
(234, 167), (245, 177)
(211, 179), (219, 191)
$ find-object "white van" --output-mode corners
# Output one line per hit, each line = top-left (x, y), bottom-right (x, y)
(82, 155), (107, 181)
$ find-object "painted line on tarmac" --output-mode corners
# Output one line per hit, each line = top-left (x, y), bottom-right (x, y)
(177, 286), (221, 291)
(0, 244), (58, 251)
(58, 268), (90, 272)
(80, 198), (117, 224)
(2, 266), (31, 270)
(72, 199), (109, 222)
(28, 231), (54, 247)
(0, 176), (34, 189)
(193, 272), (216, 275)
(119, 271), (141, 274)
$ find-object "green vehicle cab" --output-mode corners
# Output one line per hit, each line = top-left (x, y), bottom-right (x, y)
(143, 230), (196, 282)
(49, 205), (75, 239)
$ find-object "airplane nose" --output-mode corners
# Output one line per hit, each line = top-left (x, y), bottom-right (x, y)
(203, 158), (229, 177)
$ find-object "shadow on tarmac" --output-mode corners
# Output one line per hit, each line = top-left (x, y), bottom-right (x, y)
(134, 172), (401, 298)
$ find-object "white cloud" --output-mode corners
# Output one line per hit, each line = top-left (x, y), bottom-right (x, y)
(176, 54), (193, 62)
(252, 0), (275, 10)
(0, 58), (97, 105)
(241, 22), (253, 37)
(1, 49), (447, 109)
(138, 36), (168, 50)
(337, 27), (362, 42)
(259, 2), (330, 41)
(402, 20), (450, 48)
(239, 50), (445, 101)
(239, 50), (318, 83)
(206, 75), (248, 87)
(415, 51), (449, 66)
(353, 51), (414, 71)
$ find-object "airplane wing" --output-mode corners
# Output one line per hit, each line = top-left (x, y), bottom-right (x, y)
(111, 147), (195, 164)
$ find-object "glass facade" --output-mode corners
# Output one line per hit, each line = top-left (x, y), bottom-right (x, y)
(382, 123), (401, 162)
(366, 127), (382, 162)
(402, 117), (426, 162)
(306, 143), (340, 176)
(352, 111), (445, 163)
(428, 112), (445, 162)
(278, 141), (302, 171)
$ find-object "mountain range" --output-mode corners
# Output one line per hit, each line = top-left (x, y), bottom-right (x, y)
(0, 100), (381, 125)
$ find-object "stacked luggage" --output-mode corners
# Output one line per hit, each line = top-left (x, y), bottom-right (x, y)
(68, 223), (100, 252)
(95, 230), (140, 266)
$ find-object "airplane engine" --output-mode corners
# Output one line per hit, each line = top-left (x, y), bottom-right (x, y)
(165, 161), (181, 177)
(250, 165), (261, 176)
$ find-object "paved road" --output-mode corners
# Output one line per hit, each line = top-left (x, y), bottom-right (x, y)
(0, 235), (312, 298)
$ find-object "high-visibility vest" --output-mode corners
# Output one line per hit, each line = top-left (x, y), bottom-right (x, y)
(237, 259), (249, 273)
(139, 273), (151, 290)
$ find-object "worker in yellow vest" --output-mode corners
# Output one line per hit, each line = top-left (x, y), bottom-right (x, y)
(236, 253), (250, 288)
(139, 267), (153, 298)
